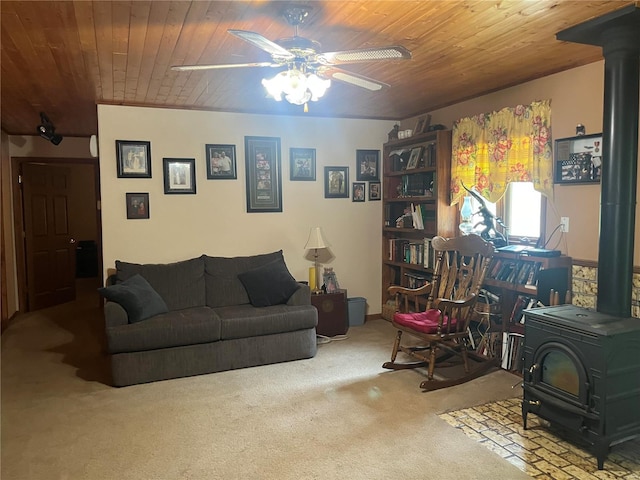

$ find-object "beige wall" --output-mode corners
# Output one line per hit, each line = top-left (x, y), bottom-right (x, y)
(402, 60), (640, 265)
(4, 60), (637, 319)
(98, 105), (393, 313)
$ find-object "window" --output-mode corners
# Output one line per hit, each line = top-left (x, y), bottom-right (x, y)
(468, 182), (544, 244)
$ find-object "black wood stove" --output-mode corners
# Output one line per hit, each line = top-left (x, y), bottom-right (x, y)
(520, 6), (640, 470)
(522, 305), (640, 469)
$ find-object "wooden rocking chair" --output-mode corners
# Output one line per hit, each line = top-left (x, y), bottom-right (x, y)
(382, 234), (497, 391)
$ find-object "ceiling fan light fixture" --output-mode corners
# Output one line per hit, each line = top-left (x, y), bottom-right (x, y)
(262, 68), (330, 106)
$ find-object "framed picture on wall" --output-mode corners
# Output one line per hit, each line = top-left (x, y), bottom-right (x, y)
(126, 192), (149, 219)
(324, 166), (349, 198)
(245, 136), (282, 213)
(356, 150), (379, 181)
(290, 148), (316, 181)
(116, 140), (151, 178)
(206, 144), (237, 179)
(352, 182), (365, 202)
(369, 181), (381, 201)
(163, 158), (196, 194)
(554, 133), (602, 184)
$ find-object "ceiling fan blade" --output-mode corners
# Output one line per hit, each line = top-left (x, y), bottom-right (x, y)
(228, 29), (294, 60)
(171, 62), (279, 71)
(316, 46), (411, 65)
(318, 67), (389, 91)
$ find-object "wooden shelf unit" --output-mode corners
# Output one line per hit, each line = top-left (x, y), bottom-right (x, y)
(482, 250), (572, 371)
(381, 130), (458, 311)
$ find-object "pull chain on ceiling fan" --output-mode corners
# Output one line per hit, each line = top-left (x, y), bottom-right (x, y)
(171, 6), (411, 111)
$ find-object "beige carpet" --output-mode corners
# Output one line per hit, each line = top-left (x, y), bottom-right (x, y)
(2, 279), (531, 480)
(440, 398), (640, 479)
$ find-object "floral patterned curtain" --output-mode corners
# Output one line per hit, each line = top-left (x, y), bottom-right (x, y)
(450, 100), (553, 205)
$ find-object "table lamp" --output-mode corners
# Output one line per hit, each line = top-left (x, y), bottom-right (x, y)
(305, 227), (330, 294)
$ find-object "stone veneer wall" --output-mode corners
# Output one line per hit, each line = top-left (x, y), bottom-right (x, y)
(571, 264), (640, 318)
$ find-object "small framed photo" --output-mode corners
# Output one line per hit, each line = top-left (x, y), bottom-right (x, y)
(126, 193), (149, 219)
(352, 182), (365, 202)
(554, 133), (602, 184)
(414, 114), (432, 135)
(324, 166), (349, 198)
(406, 146), (423, 170)
(290, 148), (316, 181)
(163, 158), (196, 194)
(369, 181), (381, 201)
(356, 149), (379, 181)
(206, 144), (236, 179)
(116, 140), (151, 178)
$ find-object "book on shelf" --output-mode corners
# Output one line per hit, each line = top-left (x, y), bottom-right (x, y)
(410, 203), (424, 230)
(404, 272), (429, 289)
(501, 331), (524, 371)
(423, 237), (437, 269)
(488, 258), (503, 278)
(486, 258), (544, 286)
(388, 238), (424, 266)
(423, 142), (437, 167)
(526, 262), (542, 285)
(405, 242), (423, 265)
(400, 172), (433, 197)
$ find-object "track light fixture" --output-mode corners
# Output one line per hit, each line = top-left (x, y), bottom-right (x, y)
(37, 112), (63, 145)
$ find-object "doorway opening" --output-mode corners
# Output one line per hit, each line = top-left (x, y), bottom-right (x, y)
(11, 156), (102, 312)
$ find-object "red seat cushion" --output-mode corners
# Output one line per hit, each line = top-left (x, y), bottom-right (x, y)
(393, 308), (457, 334)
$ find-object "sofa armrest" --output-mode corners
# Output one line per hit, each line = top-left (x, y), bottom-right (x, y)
(104, 301), (129, 327)
(287, 283), (311, 306)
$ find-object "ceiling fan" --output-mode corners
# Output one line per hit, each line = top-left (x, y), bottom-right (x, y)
(171, 6), (411, 108)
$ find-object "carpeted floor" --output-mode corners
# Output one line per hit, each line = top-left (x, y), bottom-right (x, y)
(440, 398), (640, 479)
(0, 280), (532, 479)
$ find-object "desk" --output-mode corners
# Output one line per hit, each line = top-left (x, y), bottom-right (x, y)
(311, 290), (348, 337)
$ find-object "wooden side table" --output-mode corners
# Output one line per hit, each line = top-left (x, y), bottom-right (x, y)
(311, 290), (348, 337)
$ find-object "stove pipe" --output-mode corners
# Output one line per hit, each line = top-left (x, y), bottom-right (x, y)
(557, 5), (640, 317)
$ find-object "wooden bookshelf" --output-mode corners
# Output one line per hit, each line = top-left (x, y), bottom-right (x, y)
(381, 130), (458, 314)
(482, 250), (572, 372)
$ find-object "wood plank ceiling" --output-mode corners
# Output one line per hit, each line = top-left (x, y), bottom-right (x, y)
(0, 1), (634, 138)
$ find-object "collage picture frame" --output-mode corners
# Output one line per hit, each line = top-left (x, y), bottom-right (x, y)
(245, 136), (282, 213)
(554, 133), (603, 184)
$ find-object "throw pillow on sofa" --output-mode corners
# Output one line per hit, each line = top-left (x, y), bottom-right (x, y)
(238, 258), (300, 307)
(98, 274), (169, 323)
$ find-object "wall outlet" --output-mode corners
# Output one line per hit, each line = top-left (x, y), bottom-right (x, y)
(560, 217), (569, 233)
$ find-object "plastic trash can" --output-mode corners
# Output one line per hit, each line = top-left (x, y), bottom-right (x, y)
(347, 297), (366, 326)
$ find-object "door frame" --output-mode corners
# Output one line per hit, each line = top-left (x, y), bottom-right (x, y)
(11, 156), (102, 312)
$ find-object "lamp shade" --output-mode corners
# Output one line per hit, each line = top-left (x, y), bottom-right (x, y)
(305, 227), (330, 250)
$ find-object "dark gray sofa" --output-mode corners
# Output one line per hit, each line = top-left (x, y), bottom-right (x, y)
(101, 250), (318, 387)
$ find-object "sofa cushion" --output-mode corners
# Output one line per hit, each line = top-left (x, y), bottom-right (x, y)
(98, 274), (169, 323)
(116, 256), (205, 311)
(106, 307), (222, 354)
(238, 258), (300, 307)
(213, 304), (318, 340)
(204, 250), (285, 307)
